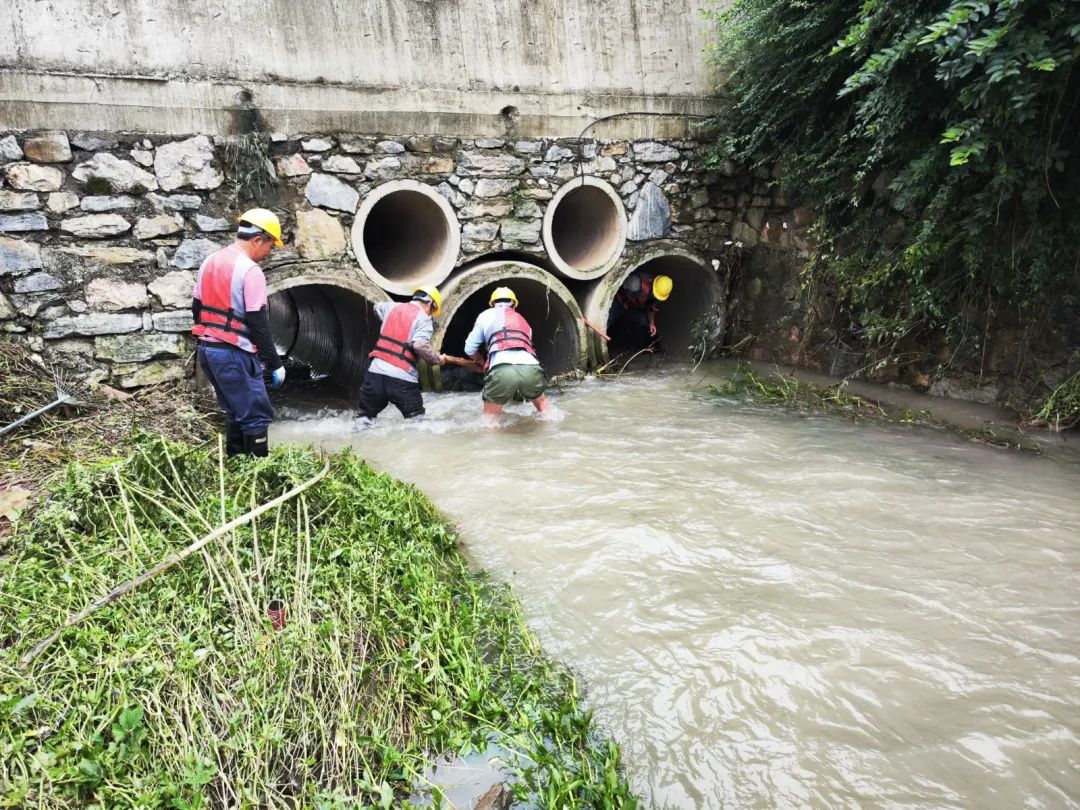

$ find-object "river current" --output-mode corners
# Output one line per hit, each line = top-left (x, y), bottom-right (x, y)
(272, 367), (1080, 808)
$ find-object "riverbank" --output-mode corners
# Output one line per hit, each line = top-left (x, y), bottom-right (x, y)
(0, 346), (637, 807)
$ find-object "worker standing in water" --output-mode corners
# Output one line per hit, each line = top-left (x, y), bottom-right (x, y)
(354, 286), (447, 428)
(465, 286), (552, 424)
(192, 208), (286, 458)
(608, 272), (673, 352)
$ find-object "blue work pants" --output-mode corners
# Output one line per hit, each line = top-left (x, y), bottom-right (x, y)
(197, 343), (274, 435)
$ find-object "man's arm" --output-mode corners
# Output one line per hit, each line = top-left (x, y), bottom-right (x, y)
(463, 312), (488, 362)
(410, 315), (444, 366)
(245, 306), (283, 370)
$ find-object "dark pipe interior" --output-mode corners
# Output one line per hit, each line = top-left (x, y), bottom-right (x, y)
(363, 190), (450, 282)
(268, 285), (379, 398)
(550, 185), (621, 271)
(440, 279), (579, 381)
(606, 256), (718, 358)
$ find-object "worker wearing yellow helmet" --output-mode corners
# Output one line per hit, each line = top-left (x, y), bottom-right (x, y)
(354, 285), (448, 429)
(462, 285), (553, 425)
(192, 208), (286, 458)
(608, 271), (674, 352)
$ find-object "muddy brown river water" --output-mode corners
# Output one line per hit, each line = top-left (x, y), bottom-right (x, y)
(272, 366), (1080, 808)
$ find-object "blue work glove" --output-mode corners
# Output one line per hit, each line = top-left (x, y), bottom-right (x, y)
(270, 367), (286, 388)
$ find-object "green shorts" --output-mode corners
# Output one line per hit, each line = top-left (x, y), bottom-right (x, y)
(482, 363), (547, 405)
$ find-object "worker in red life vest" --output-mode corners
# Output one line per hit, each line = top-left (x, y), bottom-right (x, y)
(608, 272), (674, 351)
(464, 286), (552, 424)
(192, 208), (286, 458)
(354, 286), (447, 429)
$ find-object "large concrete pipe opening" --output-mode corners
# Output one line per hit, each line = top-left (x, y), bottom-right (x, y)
(267, 276), (388, 399)
(580, 248), (722, 368)
(352, 180), (461, 295)
(425, 261), (588, 391)
(542, 176), (627, 281)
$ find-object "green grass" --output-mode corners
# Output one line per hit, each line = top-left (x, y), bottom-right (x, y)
(0, 434), (636, 808)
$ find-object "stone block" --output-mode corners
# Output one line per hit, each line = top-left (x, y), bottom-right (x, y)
(528, 165), (555, 179)
(152, 310), (194, 332)
(0, 292), (16, 320)
(514, 140), (543, 154)
(0, 237), (43, 275)
(458, 199), (511, 220)
(5, 163), (63, 192)
(23, 131), (72, 163)
(295, 209), (346, 259)
(46, 192), (80, 213)
(474, 179), (519, 198)
(601, 142), (628, 157)
(58, 245), (155, 265)
(134, 214), (185, 240)
(72, 154), (157, 193)
(436, 182), (466, 208)
(596, 156), (617, 173)
(462, 222), (499, 241)
(85, 277), (149, 311)
(59, 214), (131, 238)
(626, 182), (671, 241)
(0, 213), (48, 232)
(475, 138), (505, 149)
(305, 173), (359, 212)
(80, 195), (137, 212)
(364, 156), (402, 181)
(0, 191), (39, 211)
(0, 135), (23, 163)
(404, 136), (435, 153)
(70, 133), (117, 151)
(301, 137), (334, 152)
(632, 142), (680, 163)
(339, 137), (376, 155)
(14, 272), (63, 293)
(114, 360), (185, 388)
(95, 332), (187, 363)
(130, 149), (154, 167)
(195, 214), (231, 232)
(376, 140), (405, 154)
(544, 144), (574, 161)
(409, 156), (455, 175)
(44, 312), (143, 338)
(322, 155), (362, 174)
(500, 219), (542, 243)
(148, 270), (196, 308)
(514, 200), (542, 218)
(154, 135), (223, 191)
(457, 153), (526, 177)
(519, 187), (553, 201)
(171, 239), (221, 269)
(276, 154), (312, 177)
(147, 192), (202, 212)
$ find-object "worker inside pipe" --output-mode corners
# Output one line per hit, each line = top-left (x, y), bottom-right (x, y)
(462, 286), (554, 425)
(607, 272), (674, 355)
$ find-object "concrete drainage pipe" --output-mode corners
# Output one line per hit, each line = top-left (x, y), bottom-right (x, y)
(580, 247), (721, 367)
(267, 276), (390, 394)
(542, 176), (627, 280)
(351, 179), (461, 296)
(424, 260), (589, 390)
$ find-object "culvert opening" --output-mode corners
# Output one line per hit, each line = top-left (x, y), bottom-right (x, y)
(438, 278), (581, 390)
(544, 178), (626, 280)
(353, 181), (460, 295)
(603, 254), (720, 361)
(268, 284), (380, 399)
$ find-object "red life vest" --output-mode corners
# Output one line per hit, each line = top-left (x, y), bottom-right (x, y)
(485, 307), (537, 368)
(616, 274), (653, 312)
(370, 302), (423, 373)
(191, 247), (257, 352)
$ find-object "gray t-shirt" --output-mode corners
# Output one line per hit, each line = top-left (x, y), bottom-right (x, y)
(369, 301), (434, 383)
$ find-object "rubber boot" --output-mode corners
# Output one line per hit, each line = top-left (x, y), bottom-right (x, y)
(243, 431), (269, 457)
(225, 422), (245, 457)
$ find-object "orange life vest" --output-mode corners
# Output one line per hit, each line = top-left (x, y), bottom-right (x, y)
(369, 302), (423, 373)
(191, 247), (257, 352)
(485, 308), (536, 368)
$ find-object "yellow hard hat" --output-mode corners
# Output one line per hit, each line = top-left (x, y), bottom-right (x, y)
(652, 275), (673, 301)
(237, 208), (284, 248)
(489, 286), (519, 307)
(413, 285), (443, 316)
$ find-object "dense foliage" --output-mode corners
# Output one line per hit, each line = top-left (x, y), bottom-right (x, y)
(708, 0), (1080, 408)
(1, 438), (636, 808)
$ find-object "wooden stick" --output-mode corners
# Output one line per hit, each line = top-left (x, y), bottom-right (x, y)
(583, 318), (610, 342)
(20, 459), (331, 668)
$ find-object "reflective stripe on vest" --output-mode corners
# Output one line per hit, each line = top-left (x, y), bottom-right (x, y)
(191, 247), (258, 353)
(370, 302), (422, 373)
(485, 308), (536, 368)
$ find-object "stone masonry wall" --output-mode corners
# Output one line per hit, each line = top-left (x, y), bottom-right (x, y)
(0, 128), (796, 388)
